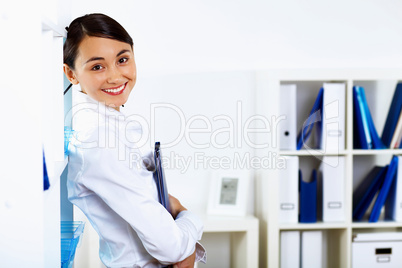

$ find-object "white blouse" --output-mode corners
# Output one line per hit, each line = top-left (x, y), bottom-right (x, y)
(67, 91), (206, 268)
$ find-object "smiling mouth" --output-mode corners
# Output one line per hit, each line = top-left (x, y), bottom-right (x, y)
(101, 82), (127, 95)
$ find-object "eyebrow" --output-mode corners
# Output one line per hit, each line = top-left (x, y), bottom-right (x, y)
(83, 49), (132, 65)
(117, 49), (131, 57)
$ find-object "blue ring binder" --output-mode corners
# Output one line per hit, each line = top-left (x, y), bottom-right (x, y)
(297, 88), (324, 150)
(153, 142), (171, 214)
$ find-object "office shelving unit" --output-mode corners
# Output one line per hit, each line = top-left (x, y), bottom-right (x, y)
(255, 69), (402, 268)
(41, 15), (69, 268)
(1, 3), (70, 267)
(42, 2), (73, 267)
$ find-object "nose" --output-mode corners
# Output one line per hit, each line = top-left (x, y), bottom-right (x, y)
(107, 66), (122, 84)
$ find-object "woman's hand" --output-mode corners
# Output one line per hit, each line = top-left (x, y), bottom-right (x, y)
(169, 194), (187, 219)
(173, 248), (196, 268)
(169, 196), (196, 267)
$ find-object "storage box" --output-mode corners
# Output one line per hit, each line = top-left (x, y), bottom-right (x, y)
(61, 221), (85, 268)
(352, 232), (402, 268)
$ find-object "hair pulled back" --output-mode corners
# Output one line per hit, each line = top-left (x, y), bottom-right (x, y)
(63, 13), (133, 70)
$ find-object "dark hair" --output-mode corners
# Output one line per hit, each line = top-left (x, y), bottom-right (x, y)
(63, 13), (133, 70)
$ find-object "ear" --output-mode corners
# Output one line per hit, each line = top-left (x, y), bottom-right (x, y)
(63, 64), (79, 85)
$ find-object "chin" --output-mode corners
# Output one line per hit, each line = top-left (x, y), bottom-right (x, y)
(107, 98), (127, 109)
(103, 87), (131, 108)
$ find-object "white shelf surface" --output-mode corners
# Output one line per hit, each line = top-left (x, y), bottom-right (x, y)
(199, 214), (259, 232)
(352, 149), (402, 155)
(352, 221), (402, 229)
(279, 149), (402, 156)
(279, 150), (348, 156)
(264, 68), (402, 81)
(279, 222), (348, 230)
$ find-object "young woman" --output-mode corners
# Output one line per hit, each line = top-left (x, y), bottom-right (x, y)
(63, 13), (206, 268)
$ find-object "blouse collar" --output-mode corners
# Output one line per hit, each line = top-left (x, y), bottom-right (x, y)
(73, 90), (123, 117)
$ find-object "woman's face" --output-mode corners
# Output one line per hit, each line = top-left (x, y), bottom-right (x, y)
(64, 36), (136, 110)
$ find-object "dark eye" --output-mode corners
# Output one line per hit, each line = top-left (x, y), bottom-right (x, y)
(119, 57), (129, 64)
(91, 65), (103, 71)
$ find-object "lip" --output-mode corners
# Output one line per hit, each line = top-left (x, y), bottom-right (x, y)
(101, 82), (127, 96)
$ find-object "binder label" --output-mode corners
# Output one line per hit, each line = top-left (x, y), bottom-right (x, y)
(377, 256), (391, 263)
(328, 202), (342, 209)
(328, 130), (342, 137)
(280, 203), (295, 210)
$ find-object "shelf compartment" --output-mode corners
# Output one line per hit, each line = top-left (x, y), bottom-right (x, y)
(280, 228), (346, 268)
(280, 80), (347, 152)
(201, 214), (259, 233)
(352, 80), (400, 150)
(352, 154), (396, 222)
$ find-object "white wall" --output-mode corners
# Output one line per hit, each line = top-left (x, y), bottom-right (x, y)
(70, 1), (402, 267)
(74, 70), (256, 268)
(72, 0), (402, 75)
(1, 3), (44, 267)
(124, 71), (256, 212)
(124, 71), (257, 267)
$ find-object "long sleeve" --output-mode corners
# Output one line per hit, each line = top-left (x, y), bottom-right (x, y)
(73, 127), (203, 265)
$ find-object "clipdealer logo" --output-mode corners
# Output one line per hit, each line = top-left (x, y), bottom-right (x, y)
(129, 151), (286, 173)
(66, 99), (342, 171)
(148, 102), (284, 149)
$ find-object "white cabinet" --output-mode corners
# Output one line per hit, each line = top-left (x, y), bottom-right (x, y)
(255, 69), (402, 268)
(198, 214), (259, 268)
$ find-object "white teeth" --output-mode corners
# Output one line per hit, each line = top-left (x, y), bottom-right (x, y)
(103, 83), (125, 93)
